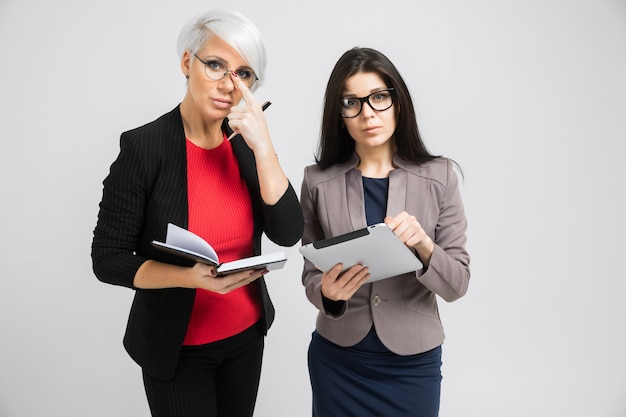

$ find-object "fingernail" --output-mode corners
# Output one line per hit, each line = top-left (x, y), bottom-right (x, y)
(231, 71), (238, 77)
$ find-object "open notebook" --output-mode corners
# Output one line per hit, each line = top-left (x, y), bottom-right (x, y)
(152, 223), (286, 275)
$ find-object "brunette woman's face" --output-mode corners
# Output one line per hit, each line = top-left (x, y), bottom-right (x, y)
(181, 35), (252, 121)
(341, 72), (397, 152)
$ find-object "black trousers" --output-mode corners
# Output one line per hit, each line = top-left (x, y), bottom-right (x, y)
(143, 322), (264, 417)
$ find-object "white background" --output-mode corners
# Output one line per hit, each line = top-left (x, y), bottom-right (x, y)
(1, 0), (625, 416)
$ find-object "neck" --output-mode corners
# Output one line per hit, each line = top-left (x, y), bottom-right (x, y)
(355, 144), (395, 178)
(180, 98), (224, 149)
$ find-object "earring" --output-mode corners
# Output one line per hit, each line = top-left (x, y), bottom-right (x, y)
(185, 74), (189, 79)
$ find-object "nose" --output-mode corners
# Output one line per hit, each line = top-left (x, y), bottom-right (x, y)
(360, 101), (376, 117)
(217, 74), (235, 92)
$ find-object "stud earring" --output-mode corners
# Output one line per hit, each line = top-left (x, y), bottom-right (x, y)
(185, 74), (189, 79)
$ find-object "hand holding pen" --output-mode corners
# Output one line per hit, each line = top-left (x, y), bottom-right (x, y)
(227, 71), (272, 143)
(227, 71), (289, 204)
(227, 101), (271, 141)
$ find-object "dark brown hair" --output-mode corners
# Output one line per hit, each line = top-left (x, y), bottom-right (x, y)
(316, 47), (439, 168)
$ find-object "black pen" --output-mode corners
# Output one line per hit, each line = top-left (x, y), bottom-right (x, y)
(227, 101), (272, 141)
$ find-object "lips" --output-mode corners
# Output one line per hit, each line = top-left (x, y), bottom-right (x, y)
(363, 125), (382, 133)
(212, 98), (232, 109)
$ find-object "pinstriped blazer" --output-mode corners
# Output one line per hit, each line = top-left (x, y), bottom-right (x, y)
(91, 105), (303, 380)
(300, 153), (469, 355)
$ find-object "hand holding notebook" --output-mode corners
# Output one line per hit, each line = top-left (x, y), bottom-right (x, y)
(152, 223), (287, 275)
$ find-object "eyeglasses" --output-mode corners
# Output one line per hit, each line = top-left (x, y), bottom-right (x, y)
(339, 88), (395, 118)
(193, 54), (258, 88)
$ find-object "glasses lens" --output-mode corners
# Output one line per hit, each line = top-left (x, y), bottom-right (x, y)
(340, 98), (362, 118)
(234, 69), (257, 88)
(368, 90), (393, 111)
(203, 59), (228, 81)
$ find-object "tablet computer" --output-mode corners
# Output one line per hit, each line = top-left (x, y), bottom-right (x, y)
(299, 223), (423, 283)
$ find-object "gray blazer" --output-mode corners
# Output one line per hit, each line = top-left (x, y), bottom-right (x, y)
(300, 153), (470, 355)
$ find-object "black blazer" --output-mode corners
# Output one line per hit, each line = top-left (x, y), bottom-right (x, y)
(92, 105), (304, 380)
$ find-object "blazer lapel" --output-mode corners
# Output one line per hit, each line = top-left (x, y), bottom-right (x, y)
(345, 158), (409, 229)
(387, 168), (408, 218)
(346, 169), (367, 231)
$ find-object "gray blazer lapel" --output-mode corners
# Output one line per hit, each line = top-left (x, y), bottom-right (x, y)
(387, 168), (408, 218)
(346, 169), (367, 231)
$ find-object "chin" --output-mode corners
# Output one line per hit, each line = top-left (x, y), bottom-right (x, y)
(205, 107), (229, 121)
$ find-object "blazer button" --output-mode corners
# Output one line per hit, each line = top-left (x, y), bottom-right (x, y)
(372, 295), (382, 306)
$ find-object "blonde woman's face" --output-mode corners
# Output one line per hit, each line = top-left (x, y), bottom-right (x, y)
(181, 35), (251, 121)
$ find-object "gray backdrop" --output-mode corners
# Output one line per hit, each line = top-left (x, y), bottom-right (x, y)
(1, 0), (625, 416)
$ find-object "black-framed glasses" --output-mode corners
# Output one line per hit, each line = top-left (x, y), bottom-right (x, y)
(339, 88), (395, 118)
(193, 54), (258, 88)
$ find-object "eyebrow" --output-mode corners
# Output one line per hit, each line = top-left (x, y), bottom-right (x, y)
(199, 55), (254, 71)
(342, 87), (389, 98)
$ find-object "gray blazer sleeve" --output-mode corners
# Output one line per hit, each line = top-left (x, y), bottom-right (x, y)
(417, 160), (470, 302)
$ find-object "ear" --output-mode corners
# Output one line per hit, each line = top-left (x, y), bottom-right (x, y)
(180, 50), (192, 78)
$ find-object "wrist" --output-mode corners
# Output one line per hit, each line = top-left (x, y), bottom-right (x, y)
(415, 237), (434, 266)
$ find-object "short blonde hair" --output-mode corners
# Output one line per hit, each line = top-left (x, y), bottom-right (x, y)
(176, 10), (267, 90)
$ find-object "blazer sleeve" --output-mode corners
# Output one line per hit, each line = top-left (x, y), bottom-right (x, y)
(91, 132), (149, 289)
(417, 160), (470, 302)
(261, 181), (304, 247)
(227, 128), (303, 248)
(300, 166), (340, 316)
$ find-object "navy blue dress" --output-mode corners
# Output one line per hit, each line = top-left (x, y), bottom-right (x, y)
(308, 176), (442, 417)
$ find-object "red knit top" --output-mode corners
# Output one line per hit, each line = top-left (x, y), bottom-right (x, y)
(182, 135), (262, 345)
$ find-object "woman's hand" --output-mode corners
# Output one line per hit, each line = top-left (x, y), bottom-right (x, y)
(226, 72), (272, 156)
(134, 260), (266, 293)
(226, 70), (289, 205)
(385, 211), (434, 267)
(320, 263), (370, 301)
(189, 263), (268, 294)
